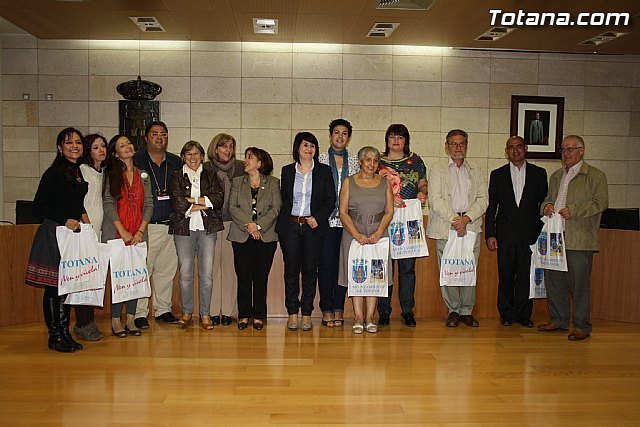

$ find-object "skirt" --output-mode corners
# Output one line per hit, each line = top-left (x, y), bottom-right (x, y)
(25, 219), (60, 288)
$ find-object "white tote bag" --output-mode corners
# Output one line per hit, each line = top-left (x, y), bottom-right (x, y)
(388, 198), (429, 259)
(56, 224), (106, 296)
(439, 230), (477, 287)
(108, 239), (151, 304)
(529, 244), (547, 299)
(64, 242), (110, 307)
(531, 213), (568, 271)
(347, 237), (389, 297)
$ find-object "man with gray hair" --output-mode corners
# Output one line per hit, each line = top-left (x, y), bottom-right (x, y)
(538, 135), (608, 341)
(427, 129), (488, 328)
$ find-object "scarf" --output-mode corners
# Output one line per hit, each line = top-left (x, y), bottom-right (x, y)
(210, 158), (236, 219)
(328, 147), (349, 218)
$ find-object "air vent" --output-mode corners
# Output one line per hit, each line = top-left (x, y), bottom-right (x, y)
(129, 16), (166, 33)
(475, 26), (516, 42)
(377, 0), (435, 10)
(253, 18), (278, 35)
(367, 22), (400, 38)
(579, 31), (628, 46)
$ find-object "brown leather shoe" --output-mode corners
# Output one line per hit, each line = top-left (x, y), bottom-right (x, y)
(445, 312), (460, 328)
(460, 314), (479, 327)
(537, 322), (568, 332)
(568, 329), (590, 341)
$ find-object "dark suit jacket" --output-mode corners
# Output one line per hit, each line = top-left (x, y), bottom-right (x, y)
(276, 162), (336, 237)
(485, 161), (548, 245)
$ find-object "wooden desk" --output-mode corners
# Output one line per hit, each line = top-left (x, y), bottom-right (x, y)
(1, 223), (638, 326)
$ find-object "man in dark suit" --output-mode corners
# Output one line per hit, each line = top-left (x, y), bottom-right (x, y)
(485, 136), (548, 327)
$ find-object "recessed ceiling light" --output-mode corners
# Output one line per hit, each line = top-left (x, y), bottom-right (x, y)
(475, 26), (516, 42)
(129, 16), (166, 33)
(367, 22), (400, 38)
(253, 18), (278, 35)
(579, 31), (628, 46)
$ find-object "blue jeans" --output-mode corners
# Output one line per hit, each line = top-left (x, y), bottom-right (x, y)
(174, 230), (216, 316)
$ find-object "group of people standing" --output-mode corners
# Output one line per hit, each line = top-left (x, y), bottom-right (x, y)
(25, 116), (608, 353)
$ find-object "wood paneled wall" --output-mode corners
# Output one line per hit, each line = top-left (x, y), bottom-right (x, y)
(2, 223), (638, 326)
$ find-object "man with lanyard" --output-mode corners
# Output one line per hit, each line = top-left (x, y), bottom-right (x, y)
(133, 121), (182, 328)
(427, 129), (488, 328)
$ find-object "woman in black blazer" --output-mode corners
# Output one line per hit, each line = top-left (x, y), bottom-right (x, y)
(276, 132), (336, 331)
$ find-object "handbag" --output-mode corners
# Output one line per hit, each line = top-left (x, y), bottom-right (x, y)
(439, 230), (477, 287)
(529, 244), (547, 299)
(347, 237), (389, 297)
(531, 213), (568, 271)
(388, 198), (429, 259)
(108, 239), (151, 304)
(56, 224), (106, 296)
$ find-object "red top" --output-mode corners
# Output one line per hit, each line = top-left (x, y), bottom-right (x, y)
(116, 169), (144, 245)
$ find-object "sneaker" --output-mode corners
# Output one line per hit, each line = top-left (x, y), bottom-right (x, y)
(74, 321), (104, 341)
(155, 312), (179, 324)
(134, 317), (150, 329)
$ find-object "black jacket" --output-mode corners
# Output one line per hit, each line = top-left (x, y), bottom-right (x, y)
(168, 168), (224, 236)
(485, 161), (548, 245)
(276, 162), (336, 237)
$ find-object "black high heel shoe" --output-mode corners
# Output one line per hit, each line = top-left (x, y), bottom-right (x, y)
(112, 328), (127, 338)
(125, 326), (141, 336)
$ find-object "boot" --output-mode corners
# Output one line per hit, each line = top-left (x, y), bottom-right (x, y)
(59, 296), (83, 350)
(43, 294), (75, 353)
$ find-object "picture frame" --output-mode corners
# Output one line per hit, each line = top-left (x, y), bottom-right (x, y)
(510, 95), (565, 159)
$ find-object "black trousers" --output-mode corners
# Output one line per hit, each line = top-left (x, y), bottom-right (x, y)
(496, 239), (533, 322)
(317, 227), (347, 313)
(279, 222), (325, 316)
(377, 257), (416, 316)
(74, 305), (94, 327)
(232, 239), (277, 319)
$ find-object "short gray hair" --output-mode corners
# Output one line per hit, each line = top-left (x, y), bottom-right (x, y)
(357, 146), (381, 163)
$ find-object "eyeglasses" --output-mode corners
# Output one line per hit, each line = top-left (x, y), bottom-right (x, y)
(149, 132), (168, 138)
(446, 141), (468, 148)
(559, 146), (583, 154)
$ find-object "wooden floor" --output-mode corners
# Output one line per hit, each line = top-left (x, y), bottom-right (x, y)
(1, 318), (639, 426)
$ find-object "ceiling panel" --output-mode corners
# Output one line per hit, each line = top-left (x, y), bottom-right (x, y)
(0, 0), (637, 54)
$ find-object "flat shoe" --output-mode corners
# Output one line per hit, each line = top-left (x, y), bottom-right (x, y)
(300, 322), (313, 331)
(538, 322), (568, 332)
(321, 319), (335, 328)
(221, 315), (233, 326)
(238, 320), (249, 330)
(365, 322), (378, 333)
(253, 321), (264, 330)
(333, 318), (344, 327)
(568, 329), (590, 341)
(210, 316), (221, 326)
(352, 322), (364, 334)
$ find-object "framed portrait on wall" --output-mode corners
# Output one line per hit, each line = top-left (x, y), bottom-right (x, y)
(510, 95), (565, 159)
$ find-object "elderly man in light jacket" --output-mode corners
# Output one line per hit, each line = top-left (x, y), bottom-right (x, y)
(427, 129), (488, 328)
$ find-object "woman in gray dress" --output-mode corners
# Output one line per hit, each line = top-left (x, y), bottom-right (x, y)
(338, 147), (394, 334)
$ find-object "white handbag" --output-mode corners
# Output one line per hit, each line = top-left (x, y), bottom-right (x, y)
(108, 239), (151, 304)
(531, 213), (568, 271)
(388, 199), (429, 259)
(347, 237), (389, 297)
(56, 224), (106, 296)
(439, 230), (477, 287)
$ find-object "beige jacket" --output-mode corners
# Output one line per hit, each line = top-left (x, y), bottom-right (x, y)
(542, 161), (608, 251)
(426, 159), (488, 240)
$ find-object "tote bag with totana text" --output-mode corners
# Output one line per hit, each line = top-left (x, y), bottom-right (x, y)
(439, 230), (477, 287)
(64, 241), (109, 307)
(348, 237), (389, 297)
(531, 213), (568, 272)
(388, 198), (429, 259)
(108, 239), (151, 304)
(56, 224), (106, 296)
